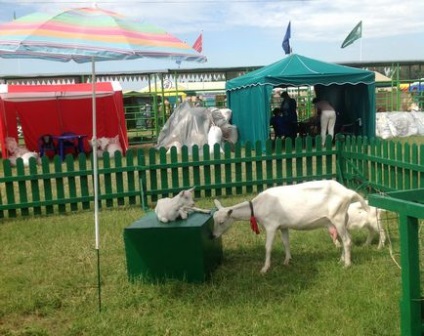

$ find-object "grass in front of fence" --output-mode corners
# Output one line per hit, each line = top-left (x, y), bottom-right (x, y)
(0, 197), (402, 336)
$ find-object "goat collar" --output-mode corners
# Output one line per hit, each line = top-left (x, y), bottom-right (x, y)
(248, 201), (260, 234)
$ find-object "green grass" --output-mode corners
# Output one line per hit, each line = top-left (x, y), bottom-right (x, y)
(0, 195), (403, 336)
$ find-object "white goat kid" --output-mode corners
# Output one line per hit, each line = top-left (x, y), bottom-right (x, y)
(212, 180), (369, 273)
(207, 125), (224, 154)
(95, 135), (123, 158)
(155, 187), (210, 223)
(329, 201), (385, 249)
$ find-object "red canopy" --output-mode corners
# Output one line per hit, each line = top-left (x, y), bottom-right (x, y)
(0, 82), (128, 158)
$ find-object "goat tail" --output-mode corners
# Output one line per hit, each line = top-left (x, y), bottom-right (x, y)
(350, 191), (370, 211)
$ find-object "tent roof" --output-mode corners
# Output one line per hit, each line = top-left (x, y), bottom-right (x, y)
(226, 54), (375, 90)
(0, 82), (122, 102)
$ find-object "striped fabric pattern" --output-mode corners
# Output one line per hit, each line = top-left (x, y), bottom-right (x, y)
(0, 7), (207, 64)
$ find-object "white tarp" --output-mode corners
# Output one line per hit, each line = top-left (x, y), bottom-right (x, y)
(156, 101), (237, 153)
(376, 111), (424, 139)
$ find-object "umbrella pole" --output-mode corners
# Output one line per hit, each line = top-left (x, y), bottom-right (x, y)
(91, 57), (102, 312)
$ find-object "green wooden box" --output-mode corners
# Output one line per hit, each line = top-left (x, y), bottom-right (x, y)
(124, 212), (222, 283)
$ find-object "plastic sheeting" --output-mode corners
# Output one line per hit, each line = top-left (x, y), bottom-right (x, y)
(156, 101), (237, 153)
(376, 111), (424, 139)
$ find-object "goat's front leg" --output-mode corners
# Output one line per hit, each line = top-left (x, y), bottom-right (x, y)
(280, 228), (292, 265)
(261, 228), (277, 274)
(364, 229), (375, 246)
(178, 208), (189, 219)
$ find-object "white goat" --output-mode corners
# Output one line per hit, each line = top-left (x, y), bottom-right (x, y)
(155, 187), (210, 223)
(212, 180), (369, 273)
(208, 125), (224, 154)
(329, 201), (385, 249)
(95, 135), (123, 158)
(5, 137), (39, 166)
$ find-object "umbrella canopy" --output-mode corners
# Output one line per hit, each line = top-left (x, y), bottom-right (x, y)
(0, 7), (207, 64)
(0, 5), (206, 311)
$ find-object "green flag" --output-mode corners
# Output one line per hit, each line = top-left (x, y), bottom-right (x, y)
(341, 21), (362, 48)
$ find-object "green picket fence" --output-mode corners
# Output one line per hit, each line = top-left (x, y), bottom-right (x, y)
(0, 137), (337, 218)
(1, 135), (424, 218)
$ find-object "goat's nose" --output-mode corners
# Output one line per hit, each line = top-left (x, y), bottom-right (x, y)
(209, 233), (215, 240)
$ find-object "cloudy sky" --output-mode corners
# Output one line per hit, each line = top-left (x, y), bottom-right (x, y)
(0, 0), (423, 78)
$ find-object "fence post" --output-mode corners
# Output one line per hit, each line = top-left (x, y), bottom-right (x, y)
(335, 134), (346, 184)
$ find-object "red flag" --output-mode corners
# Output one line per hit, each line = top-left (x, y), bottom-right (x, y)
(192, 33), (203, 53)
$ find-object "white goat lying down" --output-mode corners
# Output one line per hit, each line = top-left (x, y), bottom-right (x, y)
(92, 135), (123, 158)
(212, 180), (369, 273)
(6, 137), (39, 166)
(329, 201), (385, 249)
(155, 187), (210, 223)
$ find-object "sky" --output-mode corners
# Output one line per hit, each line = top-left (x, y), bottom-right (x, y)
(0, 0), (423, 84)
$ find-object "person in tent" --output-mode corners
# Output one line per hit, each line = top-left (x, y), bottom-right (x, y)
(312, 97), (337, 146)
(270, 107), (284, 146)
(280, 91), (298, 141)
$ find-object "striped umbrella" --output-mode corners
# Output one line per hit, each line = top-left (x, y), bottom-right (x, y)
(0, 6), (206, 311)
(0, 7), (206, 63)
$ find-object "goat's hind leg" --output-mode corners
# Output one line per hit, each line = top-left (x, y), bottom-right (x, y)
(336, 224), (352, 267)
(279, 228), (292, 265)
(261, 228), (277, 274)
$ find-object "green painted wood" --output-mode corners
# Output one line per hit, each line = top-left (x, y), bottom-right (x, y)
(16, 159), (29, 216)
(103, 153), (113, 207)
(4, 159), (16, 218)
(203, 146), (212, 198)
(171, 148), (180, 193)
(369, 191), (424, 336)
(66, 154), (78, 212)
(192, 145), (201, 197)
(126, 151), (136, 205)
(265, 140), (274, 189)
(255, 141), (264, 192)
(149, 147), (158, 202)
(42, 156), (54, 215)
(285, 139), (293, 184)
(234, 143), (243, 195)
(115, 152), (125, 206)
(181, 146), (190, 189)
(55, 157), (65, 214)
(245, 142), (253, 194)
(224, 145), (232, 196)
(78, 154), (90, 210)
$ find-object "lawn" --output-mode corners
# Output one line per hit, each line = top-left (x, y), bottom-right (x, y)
(0, 195), (402, 336)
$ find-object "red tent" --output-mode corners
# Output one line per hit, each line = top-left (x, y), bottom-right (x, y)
(0, 82), (128, 158)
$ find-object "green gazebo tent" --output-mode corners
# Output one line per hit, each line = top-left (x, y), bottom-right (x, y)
(226, 54), (375, 144)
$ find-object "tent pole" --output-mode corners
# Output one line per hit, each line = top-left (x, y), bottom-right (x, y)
(91, 57), (102, 312)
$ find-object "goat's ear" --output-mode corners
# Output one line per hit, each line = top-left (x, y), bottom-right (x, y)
(188, 186), (196, 193)
(227, 209), (233, 217)
(214, 199), (223, 209)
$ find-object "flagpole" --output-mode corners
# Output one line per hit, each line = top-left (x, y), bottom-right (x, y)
(360, 38), (362, 62)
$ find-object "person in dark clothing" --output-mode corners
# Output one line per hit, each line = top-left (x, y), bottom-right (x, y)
(280, 91), (298, 140)
(270, 107), (284, 140)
